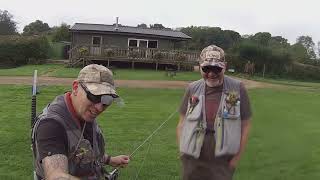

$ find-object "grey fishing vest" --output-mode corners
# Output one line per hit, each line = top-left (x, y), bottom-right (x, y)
(32, 95), (105, 179)
(179, 76), (241, 158)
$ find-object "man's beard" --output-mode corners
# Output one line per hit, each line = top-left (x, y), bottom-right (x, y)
(205, 76), (223, 87)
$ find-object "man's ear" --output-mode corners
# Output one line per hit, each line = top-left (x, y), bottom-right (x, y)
(72, 81), (79, 96)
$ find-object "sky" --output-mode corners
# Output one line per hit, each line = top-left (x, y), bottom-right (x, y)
(1, 0), (319, 45)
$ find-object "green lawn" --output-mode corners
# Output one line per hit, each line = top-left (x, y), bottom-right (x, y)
(0, 85), (320, 179)
(2, 64), (320, 86)
(0, 64), (63, 76)
(233, 73), (320, 89)
(0, 64), (201, 81)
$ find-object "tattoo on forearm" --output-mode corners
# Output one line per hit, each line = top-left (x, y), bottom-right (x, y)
(52, 177), (71, 180)
(43, 154), (68, 177)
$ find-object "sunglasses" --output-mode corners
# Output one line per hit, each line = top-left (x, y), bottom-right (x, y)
(79, 82), (114, 106)
(201, 66), (223, 74)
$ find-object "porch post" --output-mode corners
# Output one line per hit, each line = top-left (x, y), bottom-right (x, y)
(132, 60), (135, 69)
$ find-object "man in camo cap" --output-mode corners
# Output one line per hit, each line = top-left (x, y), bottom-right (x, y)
(177, 45), (252, 180)
(32, 64), (130, 179)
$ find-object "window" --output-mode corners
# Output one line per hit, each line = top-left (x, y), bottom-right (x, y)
(128, 38), (158, 48)
(148, 40), (158, 48)
(139, 40), (147, 48)
(129, 39), (138, 47)
(92, 36), (101, 46)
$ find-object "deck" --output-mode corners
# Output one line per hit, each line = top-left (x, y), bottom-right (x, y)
(69, 45), (199, 70)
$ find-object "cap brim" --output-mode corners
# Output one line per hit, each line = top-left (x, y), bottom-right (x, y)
(84, 82), (118, 97)
(200, 61), (225, 69)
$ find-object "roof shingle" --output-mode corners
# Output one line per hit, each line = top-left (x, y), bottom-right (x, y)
(71, 23), (191, 40)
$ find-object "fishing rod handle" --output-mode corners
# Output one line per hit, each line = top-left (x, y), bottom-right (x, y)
(31, 95), (36, 127)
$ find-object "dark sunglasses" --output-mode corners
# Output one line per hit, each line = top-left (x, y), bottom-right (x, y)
(79, 82), (114, 106)
(201, 66), (223, 74)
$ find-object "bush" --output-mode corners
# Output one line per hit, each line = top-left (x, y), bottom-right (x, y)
(78, 46), (89, 56)
(0, 35), (50, 66)
(128, 50), (139, 58)
(154, 51), (164, 60)
(103, 48), (115, 57)
(175, 53), (187, 61)
(286, 62), (320, 81)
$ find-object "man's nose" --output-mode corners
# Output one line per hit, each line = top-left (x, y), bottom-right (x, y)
(207, 70), (217, 76)
(94, 103), (106, 112)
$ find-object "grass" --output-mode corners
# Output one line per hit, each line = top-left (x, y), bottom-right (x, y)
(1, 64), (320, 86)
(233, 73), (320, 89)
(251, 76), (320, 89)
(0, 84), (320, 179)
(0, 64), (62, 76)
(0, 64), (201, 81)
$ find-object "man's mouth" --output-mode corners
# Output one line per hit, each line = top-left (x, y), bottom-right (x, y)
(90, 110), (98, 117)
(208, 75), (219, 80)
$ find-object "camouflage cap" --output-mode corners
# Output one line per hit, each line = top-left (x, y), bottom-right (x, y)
(199, 45), (226, 69)
(77, 64), (118, 97)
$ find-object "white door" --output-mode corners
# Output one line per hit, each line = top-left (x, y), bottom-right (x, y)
(91, 36), (102, 56)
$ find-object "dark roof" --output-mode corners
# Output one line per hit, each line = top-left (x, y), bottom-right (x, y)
(70, 23), (191, 40)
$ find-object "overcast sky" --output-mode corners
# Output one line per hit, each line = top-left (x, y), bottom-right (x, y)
(1, 0), (319, 45)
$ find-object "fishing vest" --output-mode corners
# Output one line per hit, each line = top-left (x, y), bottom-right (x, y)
(179, 76), (241, 158)
(31, 95), (105, 179)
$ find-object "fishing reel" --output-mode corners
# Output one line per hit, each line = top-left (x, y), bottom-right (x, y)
(104, 168), (119, 180)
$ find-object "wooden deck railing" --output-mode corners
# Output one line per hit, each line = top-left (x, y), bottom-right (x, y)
(69, 45), (199, 64)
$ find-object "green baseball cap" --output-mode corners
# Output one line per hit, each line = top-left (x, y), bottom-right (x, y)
(199, 45), (226, 69)
(77, 64), (118, 97)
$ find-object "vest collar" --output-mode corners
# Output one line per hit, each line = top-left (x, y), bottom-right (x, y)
(65, 92), (82, 129)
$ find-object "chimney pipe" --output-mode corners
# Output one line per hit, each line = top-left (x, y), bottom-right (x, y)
(115, 17), (119, 30)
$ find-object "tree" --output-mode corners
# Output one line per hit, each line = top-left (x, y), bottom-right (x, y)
(318, 41), (320, 59)
(0, 10), (17, 35)
(289, 43), (309, 62)
(51, 23), (70, 42)
(251, 32), (272, 46)
(137, 23), (148, 28)
(150, 23), (166, 29)
(23, 20), (50, 35)
(296, 35), (316, 59)
(223, 30), (241, 49)
(270, 36), (289, 47)
(181, 26), (239, 50)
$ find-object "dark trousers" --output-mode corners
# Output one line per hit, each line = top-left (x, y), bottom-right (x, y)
(181, 132), (235, 180)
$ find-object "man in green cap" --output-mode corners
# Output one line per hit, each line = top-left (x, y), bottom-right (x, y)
(32, 64), (130, 179)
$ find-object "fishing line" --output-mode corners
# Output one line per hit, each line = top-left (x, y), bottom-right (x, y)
(129, 109), (177, 158)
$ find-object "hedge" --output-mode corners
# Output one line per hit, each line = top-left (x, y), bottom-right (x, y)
(0, 35), (50, 66)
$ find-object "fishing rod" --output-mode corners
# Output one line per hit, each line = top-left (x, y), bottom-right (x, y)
(106, 109), (177, 180)
(30, 70), (38, 180)
(31, 70), (38, 128)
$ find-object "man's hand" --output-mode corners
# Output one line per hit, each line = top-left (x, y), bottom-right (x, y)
(109, 155), (130, 167)
(229, 119), (251, 170)
(176, 114), (185, 146)
(228, 155), (240, 170)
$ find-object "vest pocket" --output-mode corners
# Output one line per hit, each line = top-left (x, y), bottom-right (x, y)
(222, 100), (240, 120)
(180, 122), (205, 158)
(180, 95), (205, 158)
(215, 119), (241, 156)
(185, 95), (203, 121)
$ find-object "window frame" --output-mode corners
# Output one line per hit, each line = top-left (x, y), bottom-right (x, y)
(127, 38), (158, 48)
